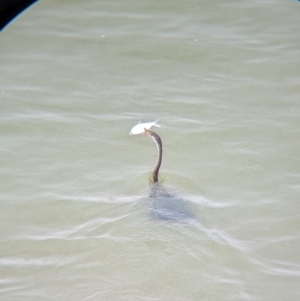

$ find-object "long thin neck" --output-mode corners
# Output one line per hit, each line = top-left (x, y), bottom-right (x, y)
(152, 133), (162, 183)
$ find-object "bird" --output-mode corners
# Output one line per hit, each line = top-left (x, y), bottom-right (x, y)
(140, 128), (196, 221)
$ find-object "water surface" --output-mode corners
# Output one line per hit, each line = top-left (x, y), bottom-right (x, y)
(1, 0), (300, 300)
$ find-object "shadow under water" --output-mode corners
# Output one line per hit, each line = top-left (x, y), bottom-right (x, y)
(148, 183), (196, 222)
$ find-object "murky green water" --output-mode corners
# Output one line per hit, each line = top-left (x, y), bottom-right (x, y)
(1, 0), (299, 300)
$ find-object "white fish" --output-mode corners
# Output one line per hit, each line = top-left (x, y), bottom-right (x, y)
(129, 120), (161, 135)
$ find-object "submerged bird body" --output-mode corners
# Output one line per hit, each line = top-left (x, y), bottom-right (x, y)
(129, 120), (160, 135)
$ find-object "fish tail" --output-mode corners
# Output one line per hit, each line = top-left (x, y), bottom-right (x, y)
(154, 119), (161, 127)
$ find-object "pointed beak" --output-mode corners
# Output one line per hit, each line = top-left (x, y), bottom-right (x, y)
(144, 128), (151, 136)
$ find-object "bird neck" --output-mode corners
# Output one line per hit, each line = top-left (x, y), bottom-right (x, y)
(152, 134), (162, 183)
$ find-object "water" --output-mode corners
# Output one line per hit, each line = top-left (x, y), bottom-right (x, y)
(1, 0), (300, 300)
